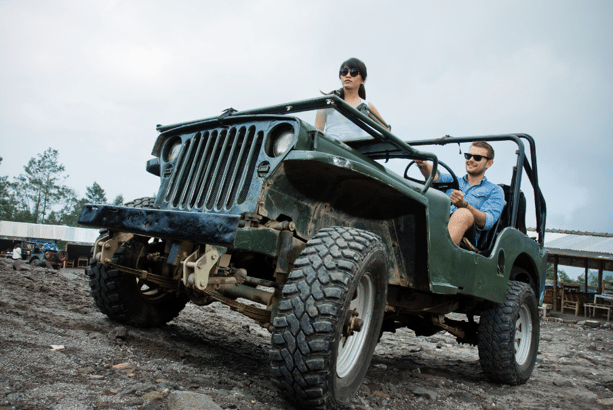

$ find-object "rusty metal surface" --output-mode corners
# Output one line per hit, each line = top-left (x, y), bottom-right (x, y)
(259, 161), (428, 288)
(79, 205), (239, 246)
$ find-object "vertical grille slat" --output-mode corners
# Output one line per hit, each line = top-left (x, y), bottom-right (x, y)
(171, 137), (200, 208)
(237, 130), (264, 204)
(205, 129), (233, 210)
(162, 123), (268, 212)
(164, 139), (190, 203)
(185, 131), (212, 209)
(194, 131), (221, 209)
(177, 133), (206, 209)
(214, 128), (241, 210)
(223, 127), (249, 208)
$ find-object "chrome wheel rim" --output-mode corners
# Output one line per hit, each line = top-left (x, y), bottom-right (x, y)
(515, 304), (533, 365)
(337, 272), (375, 379)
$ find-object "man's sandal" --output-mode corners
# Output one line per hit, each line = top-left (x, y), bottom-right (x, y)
(460, 237), (481, 254)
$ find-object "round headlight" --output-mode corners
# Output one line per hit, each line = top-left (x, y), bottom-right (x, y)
(166, 140), (182, 162)
(271, 129), (294, 157)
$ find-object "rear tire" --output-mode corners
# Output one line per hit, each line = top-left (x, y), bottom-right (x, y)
(478, 280), (539, 385)
(270, 227), (388, 409)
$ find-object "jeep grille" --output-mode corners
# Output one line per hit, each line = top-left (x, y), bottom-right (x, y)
(163, 126), (264, 211)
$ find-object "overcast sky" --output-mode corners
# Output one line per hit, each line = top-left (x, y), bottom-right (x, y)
(1, 0), (612, 235)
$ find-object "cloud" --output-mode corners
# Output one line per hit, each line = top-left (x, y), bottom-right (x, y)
(0, 0), (611, 234)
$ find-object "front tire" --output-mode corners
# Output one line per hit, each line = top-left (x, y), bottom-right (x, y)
(270, 227), (388, 409)
(478, 280), (539, 385)
(87, 197), (188, 328)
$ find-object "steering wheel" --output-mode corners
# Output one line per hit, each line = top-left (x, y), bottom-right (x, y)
(404, 160), (460, 191)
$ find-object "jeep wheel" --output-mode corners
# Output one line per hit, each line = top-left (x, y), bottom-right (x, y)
(87, 197), (188, 327)
(270, 227), (388, 409)
(478, 280), (539, 385)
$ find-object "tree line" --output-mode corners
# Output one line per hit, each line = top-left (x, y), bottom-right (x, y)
(0, 148), (124, 227)
(2, 149), (610, 284)
(546, 263), (613, 288)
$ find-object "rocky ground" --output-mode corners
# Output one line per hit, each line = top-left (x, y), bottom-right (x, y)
(1, 258), (613, 410)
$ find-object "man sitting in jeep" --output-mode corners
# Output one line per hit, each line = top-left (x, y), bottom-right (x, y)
(416, 141), (505, 246)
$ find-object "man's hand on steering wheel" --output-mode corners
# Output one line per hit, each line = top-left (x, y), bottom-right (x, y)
(404, 160), (460, 191)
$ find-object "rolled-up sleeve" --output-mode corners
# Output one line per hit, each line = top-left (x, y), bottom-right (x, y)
(481, 185), (505, 231)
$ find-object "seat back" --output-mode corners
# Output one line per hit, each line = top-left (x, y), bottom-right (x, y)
(477, 184), (526, 255)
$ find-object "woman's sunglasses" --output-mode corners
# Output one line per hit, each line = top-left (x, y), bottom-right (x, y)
(464, 153), (490, 161)
(340, 67), (360, 77)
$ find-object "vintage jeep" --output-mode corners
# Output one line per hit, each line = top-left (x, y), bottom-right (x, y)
(22, 240), (67, 269)
(79, 95), (547, 409)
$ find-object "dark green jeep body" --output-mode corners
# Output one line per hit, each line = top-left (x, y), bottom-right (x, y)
(80, 95), (547, 409)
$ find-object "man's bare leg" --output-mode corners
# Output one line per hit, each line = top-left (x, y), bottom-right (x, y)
(448, 208), (475, 245)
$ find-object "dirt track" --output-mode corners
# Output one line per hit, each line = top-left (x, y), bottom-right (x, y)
(2, 258), (613, 410)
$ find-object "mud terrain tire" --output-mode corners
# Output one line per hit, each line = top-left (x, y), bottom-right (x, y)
(270, 227), (388, 409)
(478, 280), (539, 385)
(87, 197), (188, 328)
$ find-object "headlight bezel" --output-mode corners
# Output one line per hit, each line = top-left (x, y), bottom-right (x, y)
(162, 137), (183, 162)
(265, 124), (295, 158)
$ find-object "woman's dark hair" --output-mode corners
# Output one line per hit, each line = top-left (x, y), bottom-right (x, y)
(322, 57), (367, 100)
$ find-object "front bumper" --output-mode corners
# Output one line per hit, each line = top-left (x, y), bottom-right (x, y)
(79, 204), (240, 246)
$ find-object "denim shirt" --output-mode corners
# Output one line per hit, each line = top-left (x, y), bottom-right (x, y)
(438, 173), (505, 241)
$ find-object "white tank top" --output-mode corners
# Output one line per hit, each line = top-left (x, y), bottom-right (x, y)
(323, 99), (373, 141)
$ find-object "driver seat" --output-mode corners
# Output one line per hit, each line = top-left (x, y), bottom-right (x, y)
(462, 185), (526, 256)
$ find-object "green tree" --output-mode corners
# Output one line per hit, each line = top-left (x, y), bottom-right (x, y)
(112, 194), (124, 206)
(546, 263), (574, 283)
(0, 157), (17, 220)
(0, 156), (32, 222)
(13, 148), (72, 223)
(586, 271), (613, 287)
(86, 182), (107, 204)
(56, 196), (89, 227)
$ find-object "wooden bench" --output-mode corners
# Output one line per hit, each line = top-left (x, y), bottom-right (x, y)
(561, 284), (584, 316)
(584, 301), (611, 321)
(585, 292), (613, 321)
(539, 304), (552, 318)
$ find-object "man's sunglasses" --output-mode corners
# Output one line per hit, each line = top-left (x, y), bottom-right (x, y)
(464, 153), (490, 161)
(340, 67), (360, 77)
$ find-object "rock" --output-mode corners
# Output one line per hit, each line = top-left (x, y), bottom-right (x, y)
(108, 326), (129, 340)
(382, 382), (398, 396)
(13, 260), (31, 271)
(120, 382), (156, 397)
(142, 391), (166, 402)
(112, 362), (136, 374)
(540, 335), (553, 342)
(582, 320), (600, 328)
(597, 398), (613, 405)
(413, 387), (438, 400)
(78, 367), (96, 374)
(373, 364), (387, 370)
(59, 271), (79, 280)
(552, 379), (576, 387)
(166, 391), (222, 410)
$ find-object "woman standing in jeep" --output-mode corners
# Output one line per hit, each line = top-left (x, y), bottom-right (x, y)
(315, 57), (388, 140)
